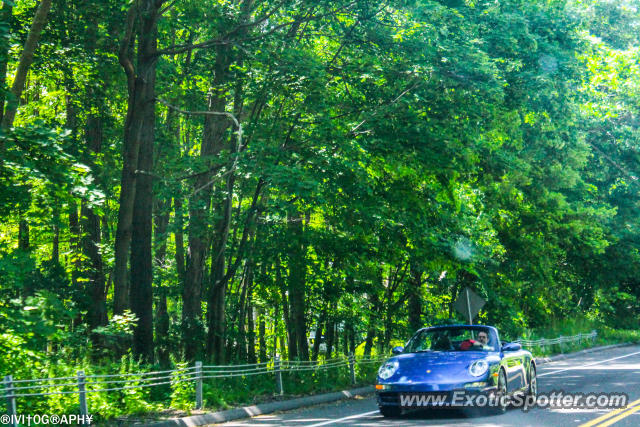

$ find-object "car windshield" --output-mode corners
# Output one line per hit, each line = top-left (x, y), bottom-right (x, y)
(404, 327), (497, 352)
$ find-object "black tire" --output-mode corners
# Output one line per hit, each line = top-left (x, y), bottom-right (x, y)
(379, 406), (402, 418)
(492, 369), (509, 414)
(527, 364), (537, 397)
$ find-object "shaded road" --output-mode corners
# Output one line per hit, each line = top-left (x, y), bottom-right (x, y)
(216, 345), (640, 426)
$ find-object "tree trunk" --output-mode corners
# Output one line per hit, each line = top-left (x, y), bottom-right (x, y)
(208, 167), (246, 364)
(236, 262), (250, 362)
(185, 45), (232, 362)
(0, 2), (13, 124)
(72, 0), (107, 338)
(129, 1), (159, 363)
(273, 301), (281, 357)
(247, 301), (256, 364)
(82, 201), (107, 330)
(349, 323), (356, 356)
(18, 219), (29, 250)
(363, 292), (380, 357)
(287, 205), (309, 360)
(209, 253), (226, 363)
(1, 0), (52, 129)
(153, 199), (171, 367)
(173, 197), (186, 284)
(154, 105), (174, 366)
(408, 264), (423, 334)
(113, 0), (160, 316)
(277, 258), (296, 359)
(202, 0), (258, 364)
(51, 207), (59, 263)
(156, 287), (170, 367)
(383, 291), (393, 351)
(258, 305), (267, 362)
(311, 311), (324, 361)
(325, 309), (335, 358)
(69, 202), (80, 286)
(343, 325), (350, 356)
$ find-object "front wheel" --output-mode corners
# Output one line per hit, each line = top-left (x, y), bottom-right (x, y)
(379, 406), (402, 418)
(491, 369), (509, 414)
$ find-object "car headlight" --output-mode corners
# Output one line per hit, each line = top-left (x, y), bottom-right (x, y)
(378, 360), (399, 380)
(469, 360), (489, 377)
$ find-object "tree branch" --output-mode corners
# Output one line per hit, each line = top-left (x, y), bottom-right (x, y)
(219, 178), (266, 286)
(159, 0), (178, 16)
(118, 2), (138, 96)
(156, 98), (246, 196)
(155, 1), (358, 57)
(225, 0), (289, 38)
(349, 78), (422, 136)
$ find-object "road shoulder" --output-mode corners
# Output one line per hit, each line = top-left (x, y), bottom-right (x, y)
(143, 386), (374, 426)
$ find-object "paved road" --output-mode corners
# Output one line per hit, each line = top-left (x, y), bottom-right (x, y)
(216, 345), (640, 426)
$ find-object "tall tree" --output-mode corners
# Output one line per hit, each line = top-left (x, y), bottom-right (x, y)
(115, 0), (163, 361)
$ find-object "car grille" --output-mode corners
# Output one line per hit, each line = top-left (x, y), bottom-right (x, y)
(378, 391), (457, 406)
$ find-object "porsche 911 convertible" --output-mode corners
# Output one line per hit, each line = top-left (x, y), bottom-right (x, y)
(375, 324), (536, 417)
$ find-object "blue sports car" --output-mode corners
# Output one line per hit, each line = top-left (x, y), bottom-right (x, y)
(376, 324), (537, 417)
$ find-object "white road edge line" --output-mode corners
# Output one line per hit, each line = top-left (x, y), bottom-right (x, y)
(538, 349), (640, 377)
(305, 410), (380, 427)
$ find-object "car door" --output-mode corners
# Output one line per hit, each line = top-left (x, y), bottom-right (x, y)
(502, 350), (526, 391)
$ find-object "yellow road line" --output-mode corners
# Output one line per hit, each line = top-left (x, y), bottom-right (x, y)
(596, 404), (640, 427)
(579, 398), (640, 427)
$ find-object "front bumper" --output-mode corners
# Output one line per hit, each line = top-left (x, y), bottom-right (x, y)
(377, 386), (499, 409)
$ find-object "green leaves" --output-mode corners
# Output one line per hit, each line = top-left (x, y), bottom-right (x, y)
(0, 125), (100, 216)
(1, 0), (640, 404)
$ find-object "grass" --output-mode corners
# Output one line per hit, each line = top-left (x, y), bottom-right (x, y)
(93, 356), (381, 425)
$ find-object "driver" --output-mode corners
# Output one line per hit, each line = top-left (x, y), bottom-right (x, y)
(477, 330), (494, 350)
(477, 331), (489, 345)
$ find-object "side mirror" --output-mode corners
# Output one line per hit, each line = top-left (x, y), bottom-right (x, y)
(501, 342), (522, 352)
(392, 346), (404, 354)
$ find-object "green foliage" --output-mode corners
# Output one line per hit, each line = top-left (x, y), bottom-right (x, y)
(1, 0), (640, 420)
(91, 310), (138, 357)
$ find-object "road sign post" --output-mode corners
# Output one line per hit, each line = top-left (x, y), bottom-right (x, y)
(453, 287), (486, 324)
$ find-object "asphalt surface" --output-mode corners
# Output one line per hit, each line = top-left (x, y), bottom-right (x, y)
(215, 345), (640, 427)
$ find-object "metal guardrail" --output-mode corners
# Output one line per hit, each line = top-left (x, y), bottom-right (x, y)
(1, 354), (388, 423)
(514, 330), (597, 348)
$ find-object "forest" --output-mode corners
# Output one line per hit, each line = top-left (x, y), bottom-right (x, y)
(1, 0), (640, 408)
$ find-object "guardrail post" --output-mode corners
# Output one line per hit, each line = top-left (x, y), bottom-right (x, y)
(77, 370), (88, 416)
(3, 375), (17, 427)
(195, 361), (203, 410)
(592, 330), (597, 345)
(274, 355), (283, 396)
(348, 354), (356, 386)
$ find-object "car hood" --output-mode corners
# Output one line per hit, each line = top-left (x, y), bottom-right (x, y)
(380, 351), (500, 384)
